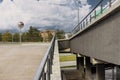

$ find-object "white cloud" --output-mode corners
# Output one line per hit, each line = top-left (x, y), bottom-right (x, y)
(0, 0), (91, 32)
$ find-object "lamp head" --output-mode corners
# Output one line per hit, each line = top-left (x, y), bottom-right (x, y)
(18, 22), (24, 29)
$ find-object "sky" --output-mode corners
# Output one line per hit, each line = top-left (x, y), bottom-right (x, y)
(0, 0), (100, 32)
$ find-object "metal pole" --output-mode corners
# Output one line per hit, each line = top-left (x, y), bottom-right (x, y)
(42, 68), (46, 80)
(12, 34), (13, 43)
(90, 14), (91, 22)
(109, 0), (112, 7)
(20, 28), (21, 44)
(94, 10), (96, 19)
(78, 1), (80, 31)
(78, 6), (79, 24)
(18, 22), (24, 44)
(100, 3), (103, 14)
(47, 58), (50, 80)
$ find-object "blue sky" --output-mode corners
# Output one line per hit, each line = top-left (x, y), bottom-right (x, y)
(88, 0), (100, 7)
(0, 0), (100, 32)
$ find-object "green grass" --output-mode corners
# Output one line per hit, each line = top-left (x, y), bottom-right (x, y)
(60, 65), (76, 68)
(59, 54), (76, 62)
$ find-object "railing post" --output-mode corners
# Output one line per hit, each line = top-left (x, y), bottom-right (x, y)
(50, 51), (53, 74)
(42, 68), (46, 80)
(109, 0), (112, 7)
(77, 26), (80, 31)
(47, 58), (50, 80)
(50, 46), (53, 65)
(94, 10), (96, 18)
(83, 21), (85, 28)
(100, 2), (103, 14)
(80, 24), (81, 30)
(90, 14), (91, 23)
(86, 18), (88, 25)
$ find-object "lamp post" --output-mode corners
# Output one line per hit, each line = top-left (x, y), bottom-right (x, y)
(12, 34), (13, 43)
(18, 22), (24, 44)
(78, 1), (80, 24)
(77, 0), (81, 31)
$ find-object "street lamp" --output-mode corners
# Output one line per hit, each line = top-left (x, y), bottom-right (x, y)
(18, 22), (24, 43)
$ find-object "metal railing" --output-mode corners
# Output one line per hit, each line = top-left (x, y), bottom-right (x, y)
(34, 35), (55, 80)
(72, 0), (118, 35)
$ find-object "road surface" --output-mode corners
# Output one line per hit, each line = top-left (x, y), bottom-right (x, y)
(0, 43), (50, 80)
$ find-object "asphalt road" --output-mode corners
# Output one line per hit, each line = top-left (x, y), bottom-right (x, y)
(0, 43), (50, 80)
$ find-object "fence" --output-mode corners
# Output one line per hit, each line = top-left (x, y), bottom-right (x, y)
(72, 0), (118, 35)
(34, 35), (55, 80)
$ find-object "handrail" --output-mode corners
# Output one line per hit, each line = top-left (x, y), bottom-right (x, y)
(71, 0), (118, 35)
(34, 35), (56, 80)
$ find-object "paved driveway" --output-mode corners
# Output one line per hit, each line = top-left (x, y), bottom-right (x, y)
(0, 43), (50, 80)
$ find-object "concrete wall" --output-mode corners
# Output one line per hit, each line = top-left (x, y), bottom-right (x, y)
(58, 39), (70, 50)
(70, 3), (120, 65)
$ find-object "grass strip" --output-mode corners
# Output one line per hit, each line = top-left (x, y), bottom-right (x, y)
(59, 55), (76, 62)
(61, 65), (76, 68)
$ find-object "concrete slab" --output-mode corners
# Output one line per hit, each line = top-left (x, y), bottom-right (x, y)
(0, 43), (50, 80)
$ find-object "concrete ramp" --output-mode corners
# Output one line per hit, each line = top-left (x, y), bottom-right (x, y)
(0, 43), (50, 80)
